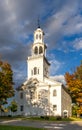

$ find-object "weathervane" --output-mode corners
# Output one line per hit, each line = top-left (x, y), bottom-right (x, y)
(37, 17), (40, 28)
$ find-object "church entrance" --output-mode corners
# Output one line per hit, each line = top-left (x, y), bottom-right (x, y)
(63, 110), (68, 118)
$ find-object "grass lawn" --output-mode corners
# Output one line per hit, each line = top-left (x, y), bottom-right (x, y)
(0, 116), (82, 121)
(0, 125), (46, 130)
(19, 116), (82, 121)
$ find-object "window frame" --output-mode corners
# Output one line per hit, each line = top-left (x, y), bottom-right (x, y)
(39, 34), (41, 39)
(20, 105), (24, 111)
(34, 67), (37, 75)
(34, 46), (38, 54)
(39, 46), (43, 54)
(36, 34), (38, 39)
(53, 89), (57, 96)
(53, 105), (57, 111)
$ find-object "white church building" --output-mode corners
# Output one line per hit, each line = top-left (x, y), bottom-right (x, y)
(16, 26), (72, 117)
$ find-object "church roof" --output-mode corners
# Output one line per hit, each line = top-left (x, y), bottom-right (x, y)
(44, 56), (50, 66)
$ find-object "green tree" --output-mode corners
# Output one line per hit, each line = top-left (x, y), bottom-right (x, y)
(10, 100), (18, 113)
(72, 104), (79, 117)
(65, 62), (82, 116)
(0, 60), (14, 109)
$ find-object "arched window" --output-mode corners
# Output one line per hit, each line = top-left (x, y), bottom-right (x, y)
(34, 67), (37, 75)
(36, 34), (38, 39)
(53, 89), (57, 96)
(63, 110), (68, 118)
(39, 46), (43, 54)
(34, 46), (38, 54)
(39, 34), (41, 39)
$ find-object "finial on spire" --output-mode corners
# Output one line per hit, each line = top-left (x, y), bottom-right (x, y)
(37, 17), (40, 28)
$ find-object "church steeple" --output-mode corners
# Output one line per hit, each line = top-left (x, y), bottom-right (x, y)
(37, 18), (40, 28)
(32, 26), (46, 57)
(27, 25), (50, 81)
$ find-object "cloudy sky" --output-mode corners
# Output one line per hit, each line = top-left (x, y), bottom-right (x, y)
(0, 0), (82, 87)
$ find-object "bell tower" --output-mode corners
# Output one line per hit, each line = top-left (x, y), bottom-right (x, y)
(27, 26), (50, 81)
(32, 28), (46, 56)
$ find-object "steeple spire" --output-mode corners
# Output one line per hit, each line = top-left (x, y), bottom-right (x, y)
(37, 17), (40, 28)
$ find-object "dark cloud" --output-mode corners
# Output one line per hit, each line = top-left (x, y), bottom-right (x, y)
(0, 0), (82, 87)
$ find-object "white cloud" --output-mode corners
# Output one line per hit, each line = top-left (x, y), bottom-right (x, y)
(63, 15), (82, 35)
(0, 0), (82, 86)
(45, 1), (82, 49)
(47, 53), (60, 75)
(50, 75), (66, 84)
(73, 38), (82, 50)
(48, 52), (65, 76)
(49, 59), (61, 76)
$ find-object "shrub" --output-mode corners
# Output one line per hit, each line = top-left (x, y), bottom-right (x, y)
(8, 115), (12, 117)
(40, 116), (49, 120)
(56, 116), (62, 120)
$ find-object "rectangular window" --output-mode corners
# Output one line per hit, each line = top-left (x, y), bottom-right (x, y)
(53, 105), (57, 111)
(34, 67), (37, 75)
(20, 105), (24, 111)
(53, 90), (57, 96)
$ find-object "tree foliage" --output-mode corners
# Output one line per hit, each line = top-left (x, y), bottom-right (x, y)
(10, 100), (18, 113)
(0, 60), (14, 109)
(65, 62), (82, 115)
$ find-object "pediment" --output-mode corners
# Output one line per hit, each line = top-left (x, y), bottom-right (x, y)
(22, 78), (39, 90)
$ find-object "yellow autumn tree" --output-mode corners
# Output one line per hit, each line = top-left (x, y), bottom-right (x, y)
(65, 62), (82, 115)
